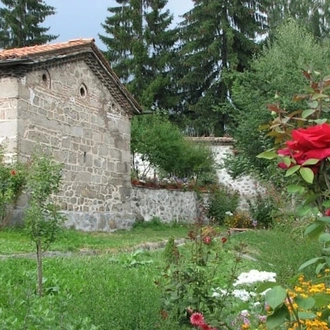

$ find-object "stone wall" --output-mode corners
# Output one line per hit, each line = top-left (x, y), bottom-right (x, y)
(0, 77), (18, 160)
(207, 138), (266, 210)
(0, 60), (135, 231)
(131, 186), (208, 223)
(133, 137), (265, 218)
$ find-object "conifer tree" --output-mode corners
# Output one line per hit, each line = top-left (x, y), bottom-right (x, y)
(99, 0), (179, 111)
(0, 0), (57, 49)
(174, 0), (267, 136)
(267, 0), (330, 40)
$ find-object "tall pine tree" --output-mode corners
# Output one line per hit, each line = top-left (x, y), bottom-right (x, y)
(174, 0), (267, 136)
(0, 0), (57, 49)
(266, 0), (330, 40)
(99, 0), (179, 111)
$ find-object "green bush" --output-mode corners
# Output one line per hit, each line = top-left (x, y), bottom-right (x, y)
(247, 193), (280, 229)
(131, 113), (215, 182)
(206, 185), (240, 225)
(0, 148), (27, 227)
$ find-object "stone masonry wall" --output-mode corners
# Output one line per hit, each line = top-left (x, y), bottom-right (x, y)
(209, 140), (266, 210)
(132, 138), (265, 220)
(0, 61), (135, 231)
(0, 77), (18, 160)
(131, 187), (207, 223)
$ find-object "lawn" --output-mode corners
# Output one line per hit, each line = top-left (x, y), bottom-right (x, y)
(0, 221), (323, 330)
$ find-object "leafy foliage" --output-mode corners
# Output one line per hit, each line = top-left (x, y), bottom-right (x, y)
(131, 114), (215, 181)
(228, 19), (330, 179)
(206, 184), (240, 225)
(247, 192), (281, 229)
(24, 152), (65, 296)
(224, 211), (255, 229)
(256, 70), (330, 327)
(0, 148), (27, 227)
(158, 225), (238, 328)
(0, 0), (57, 49)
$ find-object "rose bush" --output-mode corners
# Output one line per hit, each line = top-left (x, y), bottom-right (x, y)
(257, 72), (330, 328)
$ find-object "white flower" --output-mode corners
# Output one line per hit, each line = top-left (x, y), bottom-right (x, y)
(233, 289), (256, 302)
(225, 211), (233, 216)
(211, 288), (256, 302)
(233, 269), (276, 286)
(240, 310), (249, 317)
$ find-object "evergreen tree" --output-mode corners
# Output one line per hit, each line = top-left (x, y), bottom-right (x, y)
(266, 0), (330, 40)
(99, 0), (179, 111)
(0, 0), (57, 49)
(174, 0), (267, 136)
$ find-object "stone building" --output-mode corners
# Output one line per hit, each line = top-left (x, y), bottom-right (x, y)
(0, 38), (142, 231)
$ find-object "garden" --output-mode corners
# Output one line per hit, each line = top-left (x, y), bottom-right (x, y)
(0, 214), (327, 330)
(1, 80), (330, 329)
(2, 21), (330, 329)
(0, 144), (330, 329)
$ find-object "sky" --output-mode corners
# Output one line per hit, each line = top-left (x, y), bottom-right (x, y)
(45, 0), (193, 50)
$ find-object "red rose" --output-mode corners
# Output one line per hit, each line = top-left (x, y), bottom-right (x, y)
(203, 236), (211, 245)
(190, 312), (205, 326)
(277, 124), (330, 173)
(288, 123), (330, 160)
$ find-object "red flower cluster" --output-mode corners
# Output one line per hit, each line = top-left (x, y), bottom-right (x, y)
(203, 236), (212, 245)
(277, 123), (330, 172)
(190, 312), (218, 330)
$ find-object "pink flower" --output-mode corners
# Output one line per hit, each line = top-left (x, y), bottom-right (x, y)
(199, 324), (211, 330)
(203, 236), (211, 245)
(190, 312), (205, 326)
(325, 209), (330, 216)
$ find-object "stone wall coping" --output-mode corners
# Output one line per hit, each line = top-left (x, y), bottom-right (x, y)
(186, 136), (234, 145)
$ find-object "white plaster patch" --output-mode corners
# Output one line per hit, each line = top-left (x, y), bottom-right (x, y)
(29, 88), (35, 105)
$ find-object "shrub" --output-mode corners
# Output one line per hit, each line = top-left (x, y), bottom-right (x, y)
(207, 185), (240, 225)
(158, 224), (237, 328)
(131, 113), (215, 181)
(247, 193), (279, 228)
(0, 147), (27, 227)
(224, 211), (255, 229)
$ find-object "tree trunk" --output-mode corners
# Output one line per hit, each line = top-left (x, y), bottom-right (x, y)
(36, 240), (43, 296)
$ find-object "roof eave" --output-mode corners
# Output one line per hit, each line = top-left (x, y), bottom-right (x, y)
(90, 44), (142, 115)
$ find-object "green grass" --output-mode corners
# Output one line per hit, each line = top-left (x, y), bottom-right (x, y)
(0, 220), (190, 254)
(229, 227), (322, 282)
(0, 222), (324, 329)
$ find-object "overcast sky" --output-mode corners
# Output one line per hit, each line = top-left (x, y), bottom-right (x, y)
(45, 0), (193, 50)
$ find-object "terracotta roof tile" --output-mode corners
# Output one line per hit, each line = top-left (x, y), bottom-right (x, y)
(0, 38), (142, 114)
(0, 38), (95, 60)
